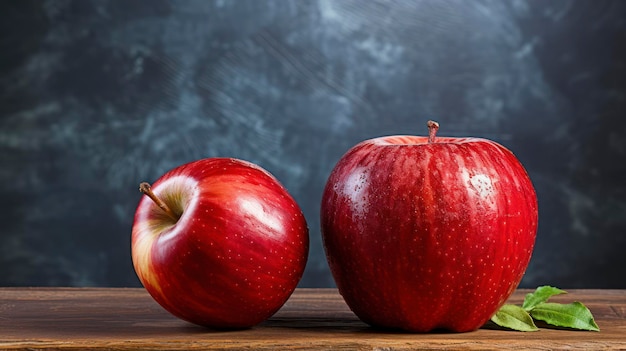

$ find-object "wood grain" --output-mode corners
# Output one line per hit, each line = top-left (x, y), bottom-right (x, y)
(0, 288), (624, 350)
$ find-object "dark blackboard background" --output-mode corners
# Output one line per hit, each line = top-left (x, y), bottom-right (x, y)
(1, 0), (625, 288)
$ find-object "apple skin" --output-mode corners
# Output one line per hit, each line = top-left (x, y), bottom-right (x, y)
(132, 158), (309, 329)
(321, 134), (538, 332)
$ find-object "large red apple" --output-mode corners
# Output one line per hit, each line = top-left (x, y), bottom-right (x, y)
(321, 121), (538, 332)
(132, 157), (309, 328)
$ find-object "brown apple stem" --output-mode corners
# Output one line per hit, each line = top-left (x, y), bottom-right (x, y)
(139, 182), (178, 221)
(427, 120), (439, 143)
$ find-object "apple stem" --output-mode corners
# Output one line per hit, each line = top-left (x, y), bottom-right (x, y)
(427, 120), (439, 143)
(139, 182), (178, 221)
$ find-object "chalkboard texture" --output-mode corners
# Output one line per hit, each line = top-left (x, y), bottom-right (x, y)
(1, 0), (625, 288)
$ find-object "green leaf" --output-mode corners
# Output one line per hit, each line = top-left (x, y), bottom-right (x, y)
(522, 285), (567, 311)
(490, 304), (539, 332)
(530, 302), (600, 331)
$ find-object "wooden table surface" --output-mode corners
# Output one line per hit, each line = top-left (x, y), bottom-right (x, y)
(0, 288), (624, 350)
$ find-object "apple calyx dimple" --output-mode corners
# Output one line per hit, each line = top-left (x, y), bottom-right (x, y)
(427, 120), (439, 144)
(139, 182), (180, 222)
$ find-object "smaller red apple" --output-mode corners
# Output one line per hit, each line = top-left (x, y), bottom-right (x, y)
(131, 158), (309, 328)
